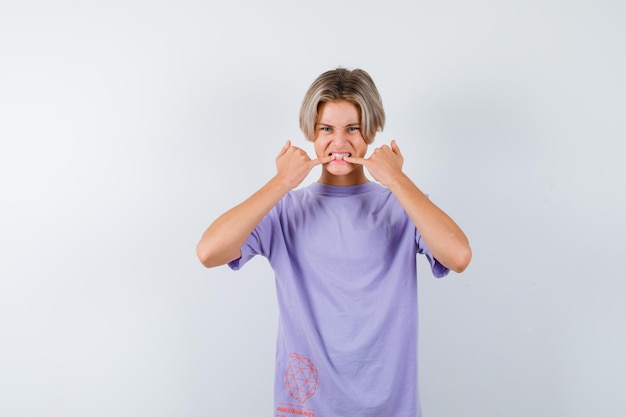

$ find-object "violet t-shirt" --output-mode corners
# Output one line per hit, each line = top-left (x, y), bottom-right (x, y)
(229, 182), (448, 417)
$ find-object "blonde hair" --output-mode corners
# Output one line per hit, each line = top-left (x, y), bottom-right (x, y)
(299, 68), (385, 144)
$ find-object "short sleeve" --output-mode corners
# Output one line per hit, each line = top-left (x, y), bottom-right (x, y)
(414, 193), (450, 278)
(416, 232), (450, 278)
(227, 204), (278, 271)
(227, 233), (259, 271)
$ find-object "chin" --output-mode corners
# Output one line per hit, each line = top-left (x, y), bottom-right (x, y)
(325, 164), (354, 176)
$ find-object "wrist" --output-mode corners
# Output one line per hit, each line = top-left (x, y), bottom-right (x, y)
(269, 174), (296, 194)
(383, 171), (410, 189)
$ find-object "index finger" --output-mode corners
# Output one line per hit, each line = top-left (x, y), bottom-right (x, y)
(342, 155), (367, 165)
(312, 155), (334, 166)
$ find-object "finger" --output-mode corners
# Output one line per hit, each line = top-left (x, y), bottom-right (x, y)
(391, 139), (402, 156)
(312, 155), (334, 166)
(277, 140), (291, 157)
(343, 155), (367, 165)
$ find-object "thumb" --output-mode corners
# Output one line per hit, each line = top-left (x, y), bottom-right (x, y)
(391, 139), (402, 156)
(278, 140), (291, 157)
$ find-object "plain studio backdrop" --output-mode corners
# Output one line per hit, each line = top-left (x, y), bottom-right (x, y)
(1, 0), (624, 416)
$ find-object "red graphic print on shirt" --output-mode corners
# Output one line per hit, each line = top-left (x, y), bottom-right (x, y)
(284, 353), (318, 403)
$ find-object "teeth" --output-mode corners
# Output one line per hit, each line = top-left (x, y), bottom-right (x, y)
(332, 153), (350, 159)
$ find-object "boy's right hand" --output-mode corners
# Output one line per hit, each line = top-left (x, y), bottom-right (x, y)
(275, 140), (332, 190)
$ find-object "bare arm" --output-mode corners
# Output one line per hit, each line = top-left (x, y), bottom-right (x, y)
(196, 141), (331, 268)
(344, 140), (472, 273)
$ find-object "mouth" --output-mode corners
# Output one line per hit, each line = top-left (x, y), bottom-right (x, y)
(329, 152), (351, 160)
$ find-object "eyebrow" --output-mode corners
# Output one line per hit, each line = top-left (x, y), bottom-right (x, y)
(316, 122), (360, 127)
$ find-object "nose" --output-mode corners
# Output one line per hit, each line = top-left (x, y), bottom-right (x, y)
(332, 130), (349, 147)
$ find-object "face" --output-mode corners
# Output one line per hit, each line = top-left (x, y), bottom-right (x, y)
(314, 100), (369, 186)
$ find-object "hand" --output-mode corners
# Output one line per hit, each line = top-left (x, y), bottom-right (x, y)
(344, 140), (405, 187)
(275, 140), (333, 189)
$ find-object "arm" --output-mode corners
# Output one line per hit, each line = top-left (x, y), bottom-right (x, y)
(196, 141), (331, 268)
(344, 140), (472, 273)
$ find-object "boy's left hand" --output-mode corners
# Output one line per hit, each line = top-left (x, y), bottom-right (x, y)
(344, 140), (405, 187)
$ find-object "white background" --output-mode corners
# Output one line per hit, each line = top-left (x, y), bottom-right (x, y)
(1, 1), (625, 416)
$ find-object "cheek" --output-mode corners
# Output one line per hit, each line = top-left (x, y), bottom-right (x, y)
(353, 140), (368, 156)
(313, 144), (324, 158)
(313, 138), (328, 154)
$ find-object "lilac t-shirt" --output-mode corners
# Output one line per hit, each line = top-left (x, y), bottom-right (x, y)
(229, 182), (448, 417)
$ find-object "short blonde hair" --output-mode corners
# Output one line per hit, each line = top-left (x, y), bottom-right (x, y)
(299, 68), (385, 144)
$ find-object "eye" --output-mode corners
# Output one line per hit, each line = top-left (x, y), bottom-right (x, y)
(347, 126), (360, 132)
(320, 126), (332, 132)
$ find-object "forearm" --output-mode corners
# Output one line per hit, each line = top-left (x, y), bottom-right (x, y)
(387, 174), (471, 273)
(196, 176), (291, 268)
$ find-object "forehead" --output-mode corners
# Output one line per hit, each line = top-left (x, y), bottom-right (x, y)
(316, 100), (360, 124)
